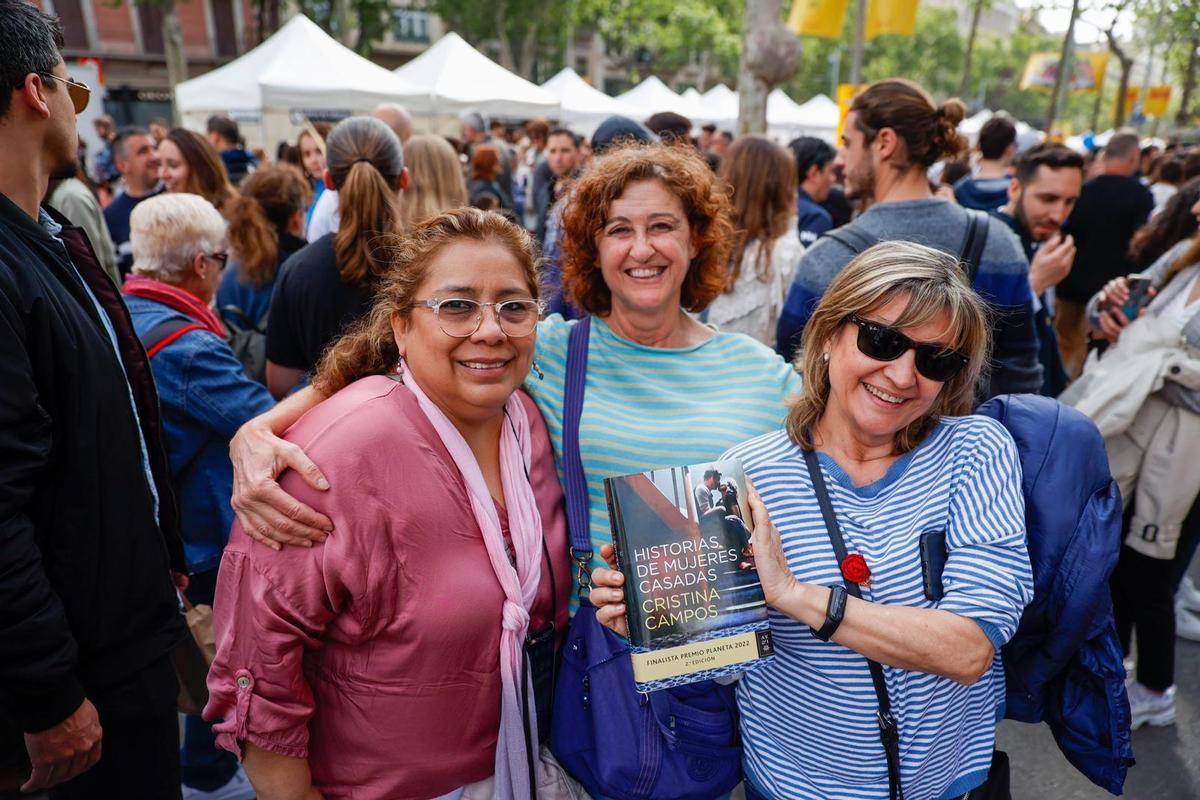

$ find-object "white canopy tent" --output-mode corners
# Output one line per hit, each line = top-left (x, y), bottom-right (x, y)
(392, 31), (559, 121)
(699, 84), (739, 128)
(616, 76), (700, 120)
(539, 68), (640, 135)
(783, 93), (839, 142)
(174, 15), (422, 148)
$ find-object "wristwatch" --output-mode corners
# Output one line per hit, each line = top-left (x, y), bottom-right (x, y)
(811, 584), (848, 641)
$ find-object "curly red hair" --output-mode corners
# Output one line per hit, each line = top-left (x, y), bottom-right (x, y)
(559, 142), (734, 315)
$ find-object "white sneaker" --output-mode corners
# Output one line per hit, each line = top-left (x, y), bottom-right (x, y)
(1178, 601), (1200, 642)
(182, 766), (256, 800)
(1178, 575), (1200, 613)
(1127, 681), (1176, 729)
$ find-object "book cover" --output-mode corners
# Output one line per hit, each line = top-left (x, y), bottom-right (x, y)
(604, 457), (775, 692)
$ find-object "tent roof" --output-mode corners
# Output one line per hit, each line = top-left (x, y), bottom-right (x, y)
(540, 68), (639, 123)
(791, 93), (839, 128)
(175, 15), (420, 114)
(393, 32), (558, 118)
(700, 84), (738, 126)
(615, 76), (698, 119)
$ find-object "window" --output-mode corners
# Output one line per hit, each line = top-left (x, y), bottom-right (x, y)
(55, 0), (90, 50)
(211, 0), (238, 57)
(138, 3), (164, 55)
(391, 9), (430, 43)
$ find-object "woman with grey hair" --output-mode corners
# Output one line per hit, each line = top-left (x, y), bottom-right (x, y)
(592, 241), (1034, 800)
(121, 192), (274, 800)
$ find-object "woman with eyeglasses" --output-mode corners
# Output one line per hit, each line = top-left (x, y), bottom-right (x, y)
(591, 241), (1034, 800)
(264, 116), (408, 398)
(120, 193), (275, 800)
(203, 208), (571, 800)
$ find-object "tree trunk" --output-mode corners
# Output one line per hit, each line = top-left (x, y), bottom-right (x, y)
(331, 0), (351, 45)
(737, 0), (775, 135)
(518, 24), (540, 81)
(1178, 36), (1200, 127)
(494, 3), (518, 73)
(1044, 0), (1080, 132)
(162, 0), (188, 126)
(958, 0), (985, 98)
(1109, 29), (1133, 128)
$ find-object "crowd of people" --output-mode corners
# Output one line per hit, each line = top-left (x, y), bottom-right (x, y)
(3, 1), (1200, 799)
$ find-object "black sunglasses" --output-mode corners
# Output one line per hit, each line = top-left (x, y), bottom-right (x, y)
(847, 315), (969, 382)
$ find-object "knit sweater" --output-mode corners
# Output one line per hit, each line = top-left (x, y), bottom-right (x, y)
(775, 198), (1043, 398)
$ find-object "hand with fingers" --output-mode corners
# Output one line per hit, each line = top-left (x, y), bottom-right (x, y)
(1029, 233), (1076, 296)
(589, 544), (630, 639)
(743, 480), (799, 607)
(230, 417), (333, 551)
(1094, 276), (1156, 344)
(21, 699), (102, 792)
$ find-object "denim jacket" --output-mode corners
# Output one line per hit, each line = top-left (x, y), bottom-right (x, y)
(125, 295), (274, 573)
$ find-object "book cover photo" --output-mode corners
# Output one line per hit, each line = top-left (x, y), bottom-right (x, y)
(604, 457), (775, 692)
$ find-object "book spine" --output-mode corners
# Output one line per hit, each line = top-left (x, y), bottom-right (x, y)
(604, 478), (644, 642)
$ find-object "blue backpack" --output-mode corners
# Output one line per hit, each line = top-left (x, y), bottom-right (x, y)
(975, 394), (1134, 795)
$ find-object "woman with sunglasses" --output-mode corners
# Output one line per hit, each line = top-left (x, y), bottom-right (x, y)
(204, 208), (571, 800)
(593, 241), (1034, 800)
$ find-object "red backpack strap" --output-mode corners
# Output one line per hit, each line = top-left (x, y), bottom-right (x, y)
(139, 318), (206, 358)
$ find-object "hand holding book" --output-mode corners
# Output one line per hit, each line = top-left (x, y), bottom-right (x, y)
(743, 480), (800, 607)
(590, 544), (631, 639)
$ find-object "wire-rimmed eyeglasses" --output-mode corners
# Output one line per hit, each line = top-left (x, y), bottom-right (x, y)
(37, 73), (91, 114)
(415, 297), (544, 338)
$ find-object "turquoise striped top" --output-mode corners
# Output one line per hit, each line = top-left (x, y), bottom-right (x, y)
(526, 315), (801, 572)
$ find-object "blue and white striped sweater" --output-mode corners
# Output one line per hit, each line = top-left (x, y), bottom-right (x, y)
(775, 198), (1043, 398)
(724, 415), (1033, 800)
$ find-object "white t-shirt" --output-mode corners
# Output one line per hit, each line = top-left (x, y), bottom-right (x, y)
(306, 187), (340, 242)
(1161, 271), (1200, 329)
(705, 225), (803, 347)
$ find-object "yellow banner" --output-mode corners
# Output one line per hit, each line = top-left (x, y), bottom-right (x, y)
(787, 0), (850, 39)
(1020, 51), (1108, 93)
(836, 83), (866, 141)
(865, 0), (919, 39)
(1144, 85), (1172, 117)
(1125, 86), (1140, 109)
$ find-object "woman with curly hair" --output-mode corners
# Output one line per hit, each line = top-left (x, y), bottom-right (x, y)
(1129, 175), (1200, 270)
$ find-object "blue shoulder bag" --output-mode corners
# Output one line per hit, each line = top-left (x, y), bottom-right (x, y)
(548, 317), (743, 800)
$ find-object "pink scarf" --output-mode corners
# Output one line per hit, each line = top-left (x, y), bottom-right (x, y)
(121, 274), (225, 337)
(401, 360), (543, 799)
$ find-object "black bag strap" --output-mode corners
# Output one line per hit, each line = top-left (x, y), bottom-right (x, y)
(564, 317), (593, 591)
(138, 317), (206, 359)
(958, 209), (989, 284)
(803, 447), (904, 800)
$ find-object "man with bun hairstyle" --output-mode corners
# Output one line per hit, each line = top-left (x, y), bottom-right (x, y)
(776, 78), (1042, 399)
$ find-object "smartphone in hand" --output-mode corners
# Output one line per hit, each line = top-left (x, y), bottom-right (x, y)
(1122, 274), (1153, 320)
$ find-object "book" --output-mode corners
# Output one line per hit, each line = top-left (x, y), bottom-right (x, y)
(604, 457), (775, 692)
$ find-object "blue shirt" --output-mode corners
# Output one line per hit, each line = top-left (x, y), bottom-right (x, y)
(797, 188), (833, 249)
(125, 295), (274, 573)
(725, 416), (1032, 800)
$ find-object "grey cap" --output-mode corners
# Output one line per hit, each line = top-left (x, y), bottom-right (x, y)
(459, 109), (487, 132)
(591, 115), (658, 155)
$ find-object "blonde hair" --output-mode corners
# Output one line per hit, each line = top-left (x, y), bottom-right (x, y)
(130, 193), (227, 283)
(401, 134), (468, 228)
(786, 241), (991, 453)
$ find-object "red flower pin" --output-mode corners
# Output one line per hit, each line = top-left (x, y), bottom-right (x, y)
(841, 554), (871, 585)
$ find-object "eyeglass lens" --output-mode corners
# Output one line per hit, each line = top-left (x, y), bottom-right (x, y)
(435, 299), (540, 337)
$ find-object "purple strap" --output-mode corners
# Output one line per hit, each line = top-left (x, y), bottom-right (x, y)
(564, 318), (592, 582)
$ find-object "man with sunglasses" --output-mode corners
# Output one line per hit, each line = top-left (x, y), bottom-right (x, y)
(775, 79), (1042, 401)
(0, 3), (187, 798)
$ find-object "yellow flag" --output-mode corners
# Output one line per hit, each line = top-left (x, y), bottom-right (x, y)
(1072, 51), (1109, 93)
(787, 0), (851, 39)
(1019, 53), (1060, 92)
(865, 0), (919, 39)
(1144, 85), (1172, 117)
(836, 83), (866, 141)
(1125, 86), (1140, 109)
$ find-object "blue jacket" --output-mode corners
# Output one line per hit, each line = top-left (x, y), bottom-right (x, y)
(976, 394), (1133, 795)
(126, 295), (274, 574)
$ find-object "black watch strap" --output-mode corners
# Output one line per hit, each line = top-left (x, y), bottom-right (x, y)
(812, 584), (848, 641)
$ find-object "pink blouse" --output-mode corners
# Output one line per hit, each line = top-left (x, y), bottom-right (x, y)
(204, 377), (570, 800)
